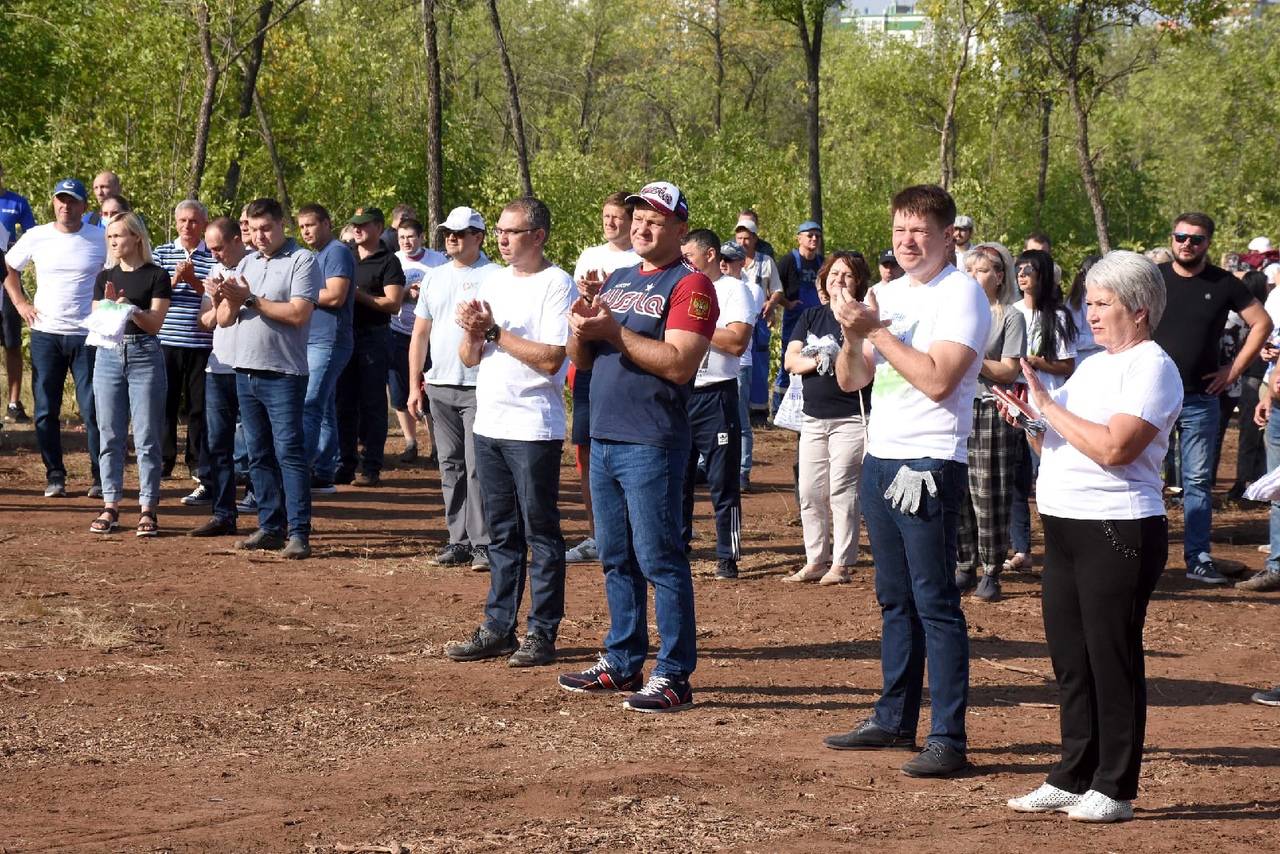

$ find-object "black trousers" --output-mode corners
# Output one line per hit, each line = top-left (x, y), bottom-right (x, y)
(681, 380), (742, 561)
(162, 345), (211, 479)
(1040, 514), (1166, 801)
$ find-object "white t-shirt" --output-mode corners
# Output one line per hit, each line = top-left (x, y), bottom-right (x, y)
(1014, 302), (1078, 393)
(696, 274), (755, 387)
(573, 243), (639, 281)
(1068, 300), (1103, 361)
(415, 254), (499, 387)
(5, 223), (108, 334)
(740, 277), (766, 368)
(865, 265), (990, 462)
(1036, 340), (1182, 519)
(394, 248), (447, 336)
(472, 264), (576, 441)
(204, 262), (238, 374)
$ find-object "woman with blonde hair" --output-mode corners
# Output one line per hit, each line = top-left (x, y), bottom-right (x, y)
(90, 211), (171, 536)
(780, 251), (872, 585)
(955, 243), (1027, 601)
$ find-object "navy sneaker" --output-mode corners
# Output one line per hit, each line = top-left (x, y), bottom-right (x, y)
(557, 655), (643, 693)
(622, 674), (694, 713)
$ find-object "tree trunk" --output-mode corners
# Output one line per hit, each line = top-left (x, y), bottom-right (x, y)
(422, 0), (445, 249)
(939, 19), (974, 190)
(252, 87), (291, 228)
(797, 7), (823, 227)
(712, 0), (724, 133)
(1065, 79), (1110, 252)
(1035, 95), (1051, 230)
(221, 1), (274, 210)
(486, 0), (533, 197)
(190, 1), (219, 200)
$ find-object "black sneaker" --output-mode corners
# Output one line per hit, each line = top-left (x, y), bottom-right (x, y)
(1252, 686), (1280, 706)
(189, 517), (236, 537)
(234, 529), (286, 551)
(740, 475), (752, 495)
(433, 543), (473, 566)
(310, 477), (337, 494)
(180, 483), (212, 506)
(716, 558), (739, 580)
(622, 673), (694, 713)
(399, 442), (418, 464)
(6, 401), (30, 423)
(558, 655), (644, 693)
(973, 574), (1002, 602)
(900, 741), (969, 778)
(823, 719), (915, 751)
(334, 469), (356, 486)
(445, 626), (518, 662)
(955, 568), (977, 594)
(508, 633), (556, 667)
(44, 475), (66, 498)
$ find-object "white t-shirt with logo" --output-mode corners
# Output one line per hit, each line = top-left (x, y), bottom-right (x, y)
(1013, 302), (1078, 393)
(572, 243), (639, 282)
(415, 254), (499, 387)
(394, 248), (447, 335)
(696, 274), (755, 387)
(1036, 340), (1182, 519)
(472, 264), (577, 441)
(865, 265), (990, 463)
(5, 224), (108, 334)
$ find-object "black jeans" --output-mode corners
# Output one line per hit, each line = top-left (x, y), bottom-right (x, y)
(1040, 514), (1167, 801)
(162, 345), (211, 480)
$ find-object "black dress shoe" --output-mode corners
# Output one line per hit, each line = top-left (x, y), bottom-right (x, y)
(188, 517), (236, 537)
(900, 741), (969, 777)
(823, 719), (916, 751)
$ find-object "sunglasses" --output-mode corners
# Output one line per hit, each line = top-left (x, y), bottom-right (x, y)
(1017, 264), (1035, 276)
(1173, 233), (1207, 246)
(443, 228), (479, 238)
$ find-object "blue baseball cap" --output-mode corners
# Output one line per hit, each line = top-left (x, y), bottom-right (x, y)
(53, 178), (88, 201)
(719, 241), (746, 262)
(796, 220), (822, 234)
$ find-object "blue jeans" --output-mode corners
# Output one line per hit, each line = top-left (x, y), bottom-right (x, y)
(1175, 393), (1218, 561)
(476, 436), (566, 640)
(337, 326), (390, 477)
(304, 341), (351, 482)
(93, 336), (166, 506)
(29, 329), (100, 482)
(205, 371), (240, 525)
(738, 363), (754, 476)
(592, 440), (697, 679)
(237, 370), (311, 540)
(1009, 437), (1038, 555)
(860, 454), (970, 752)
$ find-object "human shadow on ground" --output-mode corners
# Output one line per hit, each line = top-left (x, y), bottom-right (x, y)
(1147, 744), (1280, 769)
(1141, 799), (1280, 821)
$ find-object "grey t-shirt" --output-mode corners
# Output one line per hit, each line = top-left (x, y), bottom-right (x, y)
(976, 303), (1027, 395)
(233, 238), (321, 376)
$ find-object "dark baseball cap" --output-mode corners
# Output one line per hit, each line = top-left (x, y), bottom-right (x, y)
(347, 206), (385, 226)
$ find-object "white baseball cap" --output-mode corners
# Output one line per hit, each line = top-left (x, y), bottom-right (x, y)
(1248, 236), (1272, 253)
(438, 207), (486, 232)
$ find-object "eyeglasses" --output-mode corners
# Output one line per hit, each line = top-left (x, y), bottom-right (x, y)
(1172, 232), (1207, 246)
(493, 227), (537, 237)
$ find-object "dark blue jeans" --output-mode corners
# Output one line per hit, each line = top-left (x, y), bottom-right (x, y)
(337, 325), (391, 477)
(29, 330), (100, 482)
(592, 439), (697, 679)
(237, 370), (311, 540)
(205, 371), (240, 525)
(860, 454), (970, 752)
(682, 380), (742, 560)
(475, 436), (566, 640)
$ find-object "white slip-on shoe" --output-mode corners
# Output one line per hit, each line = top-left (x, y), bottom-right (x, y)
(1067, 789), (1134, 823)
(1007, 782), (1082, 813)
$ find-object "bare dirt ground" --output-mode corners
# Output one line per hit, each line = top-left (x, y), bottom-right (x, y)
(2, 419), (1279, 853)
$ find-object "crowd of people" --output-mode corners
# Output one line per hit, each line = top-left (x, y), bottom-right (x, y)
(3, 162), (1280, 821)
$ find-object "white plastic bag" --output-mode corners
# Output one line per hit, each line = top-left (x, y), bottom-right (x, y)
(773, 373), (805, 432)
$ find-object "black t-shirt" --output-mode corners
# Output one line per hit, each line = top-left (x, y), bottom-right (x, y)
(789, 304), (871, 419)
(1153, 262), (1254, 394)
(352, 247), (406, 330)
(93, 263), (173, 336)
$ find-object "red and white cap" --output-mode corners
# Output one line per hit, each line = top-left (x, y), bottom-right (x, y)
(627, 182), (689, 221)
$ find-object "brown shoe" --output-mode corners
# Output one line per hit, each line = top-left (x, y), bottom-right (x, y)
(189, 517), (236, 537)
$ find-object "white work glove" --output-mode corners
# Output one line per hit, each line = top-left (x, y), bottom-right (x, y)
(801, 335), (841, 376)
(883, 465), (938, 515)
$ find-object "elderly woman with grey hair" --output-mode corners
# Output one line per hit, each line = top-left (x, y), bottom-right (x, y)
(998, 251), (1181, 823)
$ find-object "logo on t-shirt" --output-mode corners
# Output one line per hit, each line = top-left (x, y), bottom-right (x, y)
(689, 292), (712, 321)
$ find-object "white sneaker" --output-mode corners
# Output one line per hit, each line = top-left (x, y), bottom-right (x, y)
(1066, 789), (1133, 823)
(565, 537), (599, 563)
(1007, 782), (1082, 813)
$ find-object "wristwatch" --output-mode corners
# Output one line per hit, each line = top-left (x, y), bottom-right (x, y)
(243, 294), (258, 310)
(484, 324), (501, 343)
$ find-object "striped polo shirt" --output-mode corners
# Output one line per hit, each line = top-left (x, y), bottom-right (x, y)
(154, 239), (215, 348)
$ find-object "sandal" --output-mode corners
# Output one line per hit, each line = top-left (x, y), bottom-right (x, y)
(90, 507), (120, 534)
(1002, 552), (1031, 572)
(136, 512), (159, 538)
